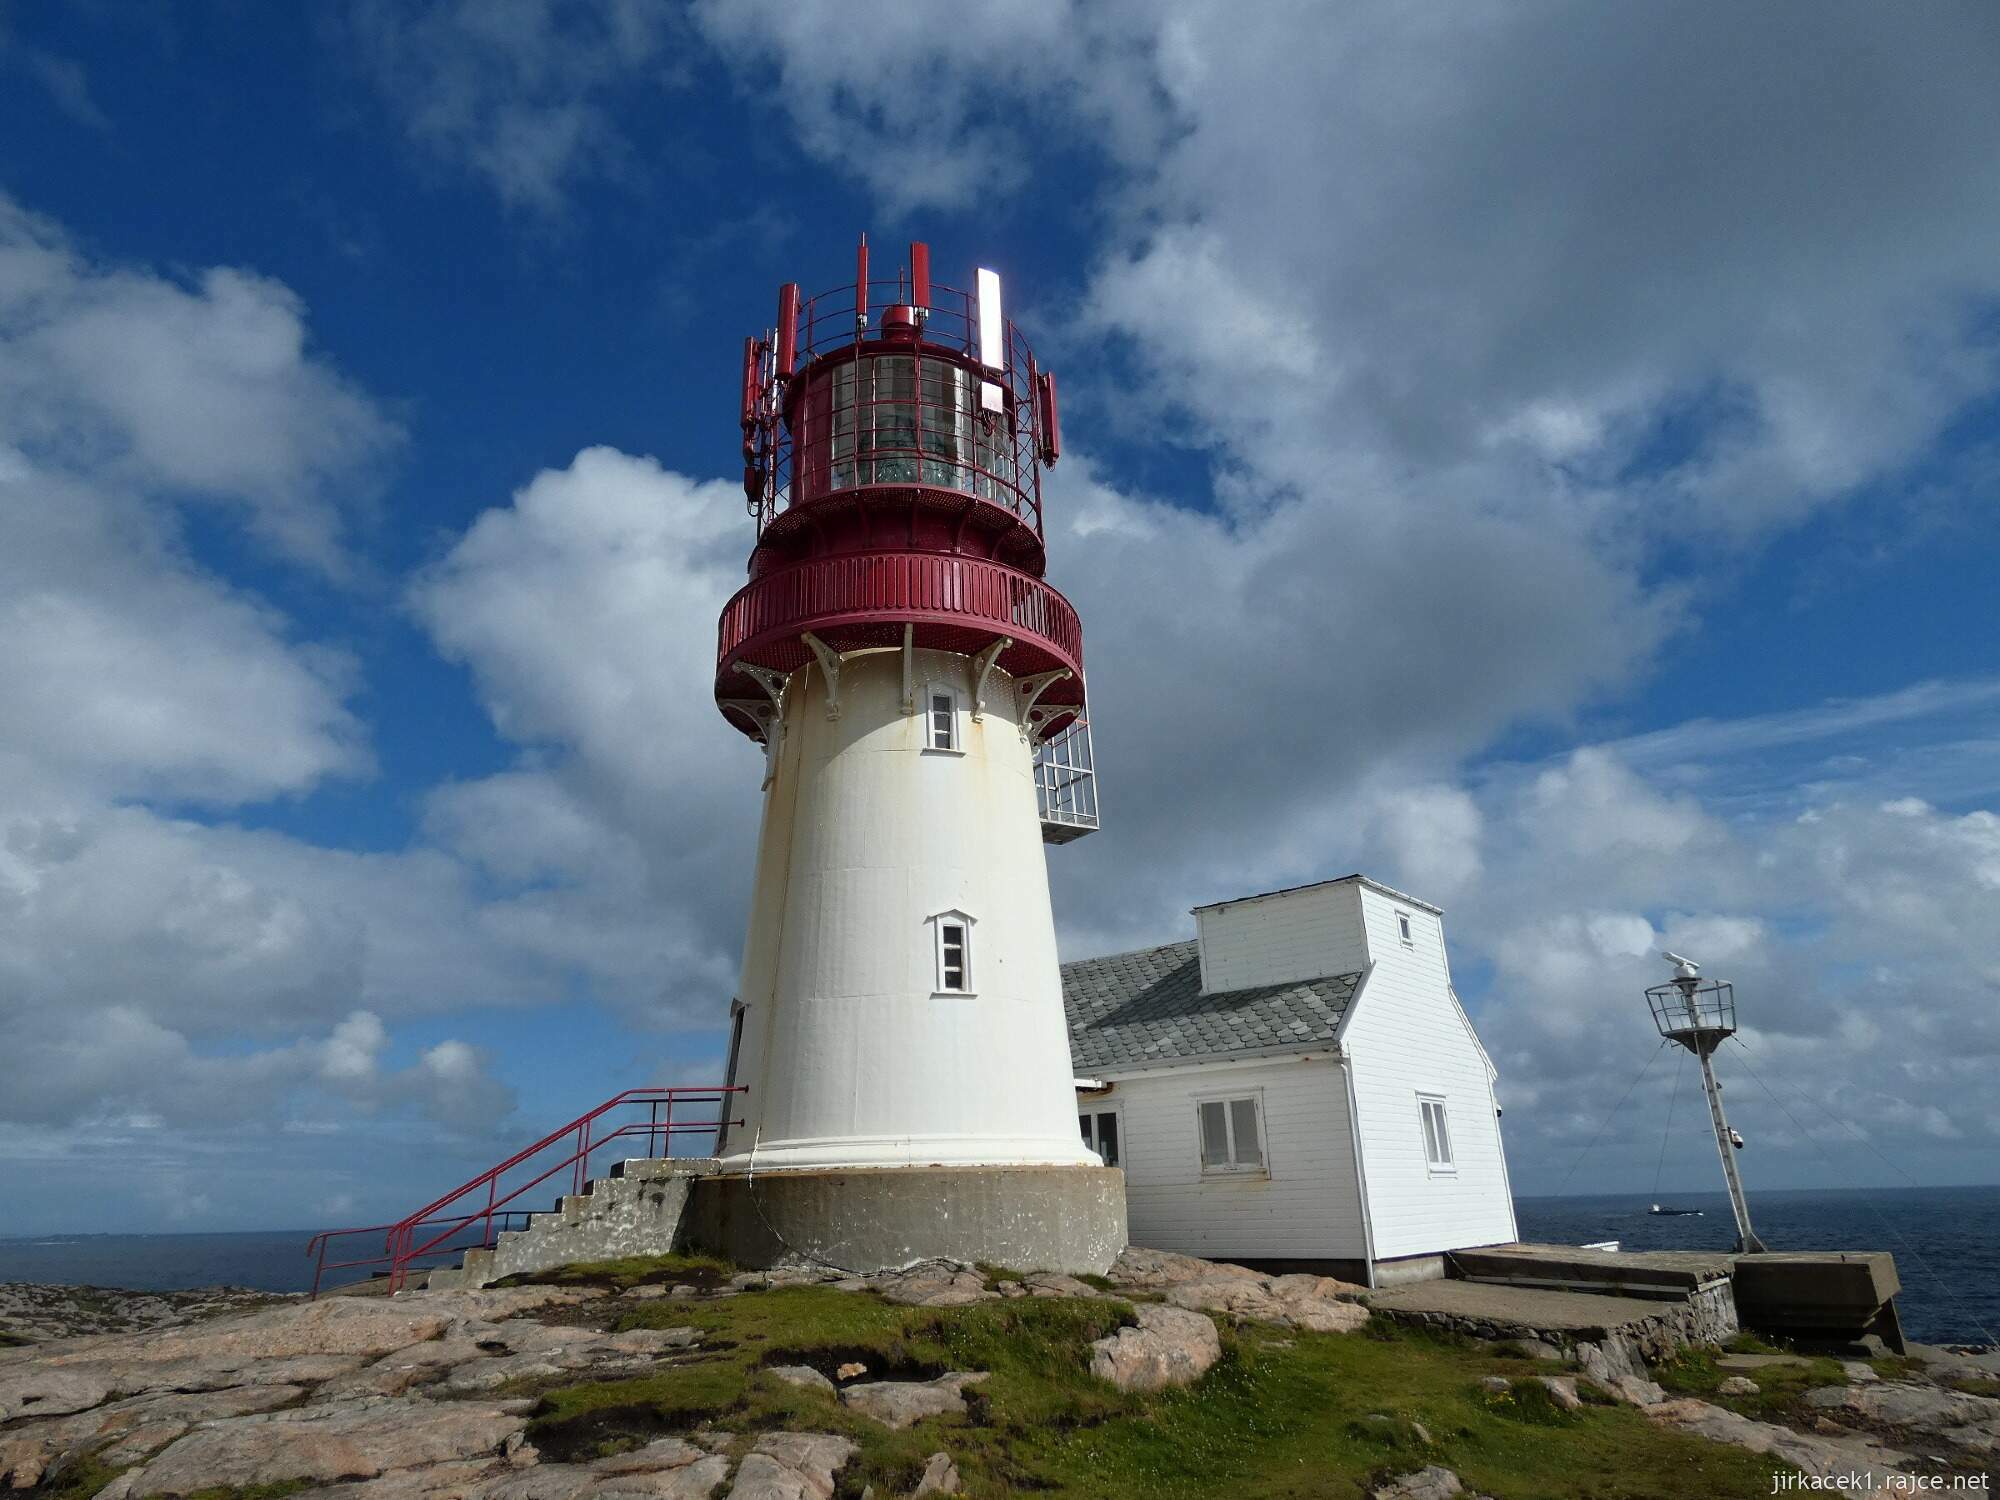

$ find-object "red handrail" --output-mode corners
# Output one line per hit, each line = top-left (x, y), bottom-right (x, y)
(304, 1086), (745, 1297)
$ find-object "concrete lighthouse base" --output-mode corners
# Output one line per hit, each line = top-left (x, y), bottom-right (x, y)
(683, 1165), (1127, 1276)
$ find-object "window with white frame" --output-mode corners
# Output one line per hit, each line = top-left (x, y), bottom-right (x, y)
(927, 686), (959, 751)
(1397, 910), (1415, 947)
(1196, 1093), (1265, 1173)
(931, 911), (973, 994)
(1079, 1108), (1121, 1167)
(1418, 1094), (1455, 1170)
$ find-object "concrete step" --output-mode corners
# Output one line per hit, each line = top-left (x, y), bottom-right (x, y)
(397, 1158), (721, 1294)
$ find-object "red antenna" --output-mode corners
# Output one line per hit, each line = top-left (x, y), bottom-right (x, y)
(855, 235), (870, 331)
(1036, 370), (1061, 466)
(775, 283), (800, 375)
(909, 241), (931, 314)
(738, 335), (760, 459)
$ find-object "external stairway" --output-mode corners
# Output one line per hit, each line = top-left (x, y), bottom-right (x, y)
(306, 1087), (742, 1297)
(419, 1157), (716, 1290)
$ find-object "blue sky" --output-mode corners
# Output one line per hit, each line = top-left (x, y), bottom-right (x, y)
(2, 1), (1998, 1233)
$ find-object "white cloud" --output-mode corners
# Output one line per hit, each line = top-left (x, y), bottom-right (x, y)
(338, 0), (685, 213)
(410, 447), (762, 1022)
(1450, 733), (2000, 1189)
(0, 199), (517, 1151)
(0, 197), (398, 573)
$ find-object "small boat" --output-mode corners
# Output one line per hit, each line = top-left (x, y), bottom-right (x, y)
(1650, 1204), (1703, 1216)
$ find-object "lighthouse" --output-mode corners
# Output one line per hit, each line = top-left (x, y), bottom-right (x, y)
(695, 239), (1126, 1274)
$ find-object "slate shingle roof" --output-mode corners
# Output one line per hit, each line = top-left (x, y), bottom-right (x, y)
(1060, 940), (1363, 1073)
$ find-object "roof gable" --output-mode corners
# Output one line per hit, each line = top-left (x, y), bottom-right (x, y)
(1061, 939), (1362, 1072)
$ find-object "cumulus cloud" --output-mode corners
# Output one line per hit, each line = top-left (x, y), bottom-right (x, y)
(0, 197), (399, 572)
(0, 200), (514, 1165)
(411, 446), (761, 1023)
(1443, 735), (2000, 1190)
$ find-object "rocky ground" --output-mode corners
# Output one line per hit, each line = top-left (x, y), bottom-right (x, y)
(0, 1287), (290, 1348)
(0, 1250), (1992, 1498)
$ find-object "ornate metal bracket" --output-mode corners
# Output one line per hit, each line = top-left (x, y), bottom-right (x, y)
(1014, 668), (1072, 743)
(800, 632), (844, 720)
(970, 637), (1013, 722)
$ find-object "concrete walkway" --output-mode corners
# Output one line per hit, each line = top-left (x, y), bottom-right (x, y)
(1370, 1279), (1677, 1336)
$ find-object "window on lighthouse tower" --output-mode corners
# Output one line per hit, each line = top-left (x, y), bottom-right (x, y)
(928, 686), (960, 751)
(931, 911), (974, 995)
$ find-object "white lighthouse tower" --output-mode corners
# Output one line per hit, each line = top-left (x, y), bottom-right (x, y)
(696, 239), (1126, 1273)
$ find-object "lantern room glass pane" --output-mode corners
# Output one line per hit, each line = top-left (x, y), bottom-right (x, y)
(821, 353), (1014, 506)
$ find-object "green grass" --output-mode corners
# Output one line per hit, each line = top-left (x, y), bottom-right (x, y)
(1653, 1344), (1850, 1424)
(508, 1271), (1795, 1499)
(1721, 1331), (1793, 1356)
(33, 1450), (129, 1500)
(494, 1251), (736, 1293)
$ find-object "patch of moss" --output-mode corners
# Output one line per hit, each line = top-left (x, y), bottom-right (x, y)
(35, 1450), (130, 1500)
(1723, 1330), (1793, 1356)
(1653, 1345), (1724, 1395)
(183, 1484), (313, 1500)
(1482, 1378), (1579, 1428)
(494, 1251), (735, 1293)
(0, 1328), (32, 1348)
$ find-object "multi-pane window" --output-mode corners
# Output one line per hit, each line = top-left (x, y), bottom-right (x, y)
(1419, 1095), (1455, 1170)
(932, 913), (972, 994)
(1197, 1095), (1264, 1173)
(826, 355), (1006, 501)
(929, 688), (958, 751)
(1079, 1110), (1121, 1167)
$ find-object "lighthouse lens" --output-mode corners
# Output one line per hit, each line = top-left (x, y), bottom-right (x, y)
(821, 353), (1014, 506)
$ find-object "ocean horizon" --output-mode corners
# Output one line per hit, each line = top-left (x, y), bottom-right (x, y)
(3, 1183), (1994, 1347)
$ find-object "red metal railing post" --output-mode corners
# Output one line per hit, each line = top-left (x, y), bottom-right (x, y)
(485, 1175), (498, 1248)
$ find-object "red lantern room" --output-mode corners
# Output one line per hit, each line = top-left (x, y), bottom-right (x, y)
(716, 237), (1097, 840)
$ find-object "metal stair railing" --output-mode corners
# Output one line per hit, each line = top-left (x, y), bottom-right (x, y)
(304, 1085), (745, 1297)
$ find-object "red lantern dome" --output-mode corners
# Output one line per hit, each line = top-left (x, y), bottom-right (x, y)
(716, 237), (1082, 753)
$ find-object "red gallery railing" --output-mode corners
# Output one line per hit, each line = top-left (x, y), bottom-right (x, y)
(305, 1085), (745, 1298)
(718, 551), (1084, 683)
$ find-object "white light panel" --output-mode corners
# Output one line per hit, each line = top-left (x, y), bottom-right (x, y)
(976, 268), (1003, 370)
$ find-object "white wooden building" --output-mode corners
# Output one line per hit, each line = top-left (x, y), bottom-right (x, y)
(1063, 875), (1517, 1285)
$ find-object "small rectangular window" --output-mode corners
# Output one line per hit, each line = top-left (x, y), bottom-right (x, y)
(1397, 911), (1414, 947)
(1197, 1094), (1265, 1173)
(1080, 1110), (1121, 1167)
(1419, 1096), (1455, 1169)
(938, 921), (968, 992)
(928, 688), (958, 751)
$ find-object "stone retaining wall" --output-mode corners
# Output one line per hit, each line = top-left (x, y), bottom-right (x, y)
(1376, 1277), (1738, 1363)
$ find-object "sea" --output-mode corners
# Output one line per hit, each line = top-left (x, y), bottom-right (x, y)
(2, 1184), (1994, 1347)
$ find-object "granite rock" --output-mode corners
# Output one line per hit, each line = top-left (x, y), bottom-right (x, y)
(1088, 1305), (1222, 1392)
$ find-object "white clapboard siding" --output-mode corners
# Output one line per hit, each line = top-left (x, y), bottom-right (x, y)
(1341, 886), (1518, 1260)
(1195, 884), (1369, 994)
(1105, 1055), (1367, 1261)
